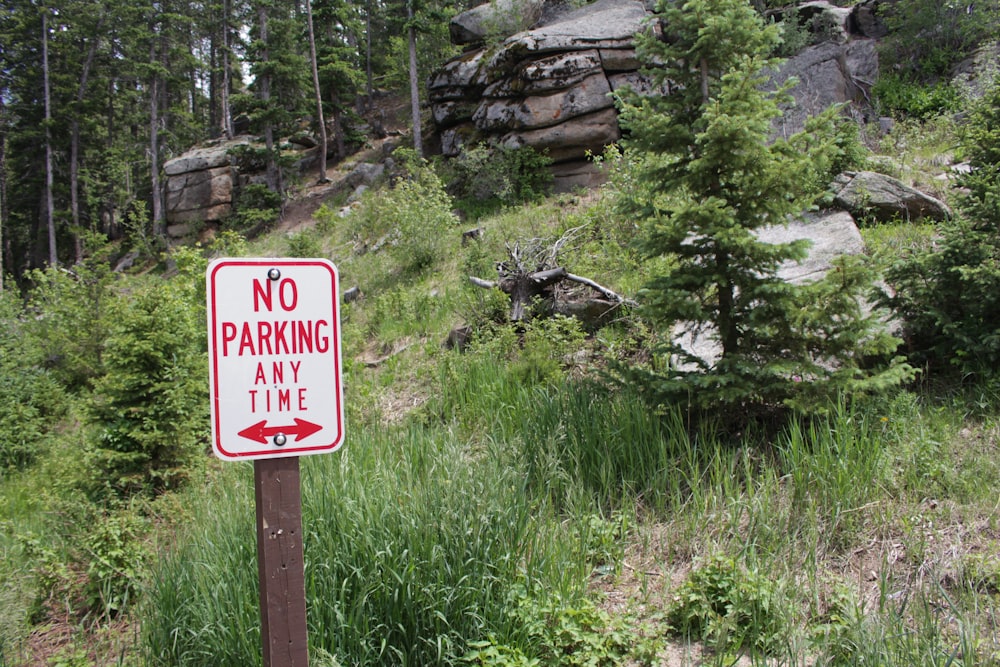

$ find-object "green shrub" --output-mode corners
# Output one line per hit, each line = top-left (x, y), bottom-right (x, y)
(512, 315), (587, 385)
(464, 587), (661, 666)
(226, 183), (282, 234)
(873, 74), (962, 119)
(349, 151), (457, 274)
(83, 510), (150, 618)
(286, 229), (324, 258)
(85, 281), (208, 499)
(23, 240), (119, 393)
(448, 143), (553, 219)
(0, 295), (65, 471)
(667, 554), (789, 655)
(884, 83), (1000, 378)
(878, 0), (999, 80)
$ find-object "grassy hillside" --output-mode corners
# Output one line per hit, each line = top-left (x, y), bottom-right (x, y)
(2, 112), (1000, 667)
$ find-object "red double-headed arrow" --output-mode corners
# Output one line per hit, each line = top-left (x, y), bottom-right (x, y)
(238, 418), (323, 444)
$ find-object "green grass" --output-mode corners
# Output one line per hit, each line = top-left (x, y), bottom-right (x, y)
(142, 420), (590, 666)
(6, 138), (1000, 665)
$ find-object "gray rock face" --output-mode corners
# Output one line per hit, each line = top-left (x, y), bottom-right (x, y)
(429, 0), (650, 163)
(163, 137), (248, 176)
(850, 0), (889, 38)
(431, 0), (884, 174)
(760, 210), (866, 284)
(449, 0), (545, 46)
(769, 39), (879, 137)
(163, 136), (255, 228)
(165, 165), (234, 224)
(831, 171), (952, 222)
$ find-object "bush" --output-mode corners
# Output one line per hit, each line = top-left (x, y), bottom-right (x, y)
(448, 143), (553, 219)
(0, 294), (65, 470)
(349, 150), (457, 274)
(884, 83), (1000, 378)
(667, 554), (789, 655)
(23, 241), (119, 393)
(85, 281), (208, 499)
(873, 74), (962, 119)
(226, 183), (282, 234)
(877, 0), (999, 80)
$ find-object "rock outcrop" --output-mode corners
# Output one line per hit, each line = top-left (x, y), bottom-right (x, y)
(830, 171), (952, 222)
(163, 138), (250, 229)
(430, 0), (649, 191)
(430, 0), (885, 191)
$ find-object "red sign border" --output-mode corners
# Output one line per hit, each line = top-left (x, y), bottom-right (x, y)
(207, 258), (345, 460)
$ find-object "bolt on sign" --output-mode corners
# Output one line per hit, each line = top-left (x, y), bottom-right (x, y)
(207, 258), (345, 460)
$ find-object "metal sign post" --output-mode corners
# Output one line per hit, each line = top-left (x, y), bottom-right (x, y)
(206, 258), (345, 667)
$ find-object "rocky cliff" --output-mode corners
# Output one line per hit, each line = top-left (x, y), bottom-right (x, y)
(429, 0), (886, 191)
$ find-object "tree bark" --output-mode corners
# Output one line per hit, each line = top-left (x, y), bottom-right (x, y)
(71, 19), (102, 263)
(305, 0), (329, 183)
(149, 35), (164, 239)
(365, 0), (373, 112)
(43, 9), (57, 267)
(258, 2), (281, 195)
(407, 0), (423, 156)
(0, 96), (6, 292)
(221, 0), (234, 138)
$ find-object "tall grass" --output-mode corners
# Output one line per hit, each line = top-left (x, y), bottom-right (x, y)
(142, 424), (586, 666)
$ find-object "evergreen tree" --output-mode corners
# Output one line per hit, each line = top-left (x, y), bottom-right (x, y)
(618, 0), (909, 416)
(884, 82), (1000, 379)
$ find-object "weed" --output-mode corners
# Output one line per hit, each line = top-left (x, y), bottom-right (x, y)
(666, 554), (789, 656)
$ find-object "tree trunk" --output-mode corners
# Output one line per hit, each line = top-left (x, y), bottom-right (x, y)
(71, 23), (101, 263)
(330, 89), (346, 161)
(716, 250), (738, 358)
(407, 0), (423, 156)
(0, 96), (6, 292)
(221, 0), (234, 138)
(365, 0), (373, 112)
(43, 9), (57, 267)
(258, 3), (280, 194)
(305, 0), (329, 183)
(150, 37), (164, 239)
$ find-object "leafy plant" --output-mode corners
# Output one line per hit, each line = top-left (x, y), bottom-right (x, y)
(464, 586), (661, 666)
(287, 229), (324, 258)
(448, 143), (553, 219)
(884, 82), (1000, 378)
(83, 510), (150, 618)
(349, 150), (458, 274)
(873, 74), (962, 119)
(513, 314), (587, 385)
(666, 554), (788, 655)
(0, 295), (65, 471)
(226, 183), (282, 234)
(877, 0), (999, 80)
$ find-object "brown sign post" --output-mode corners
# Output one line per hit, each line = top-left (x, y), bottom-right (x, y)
(255, 458), (309, 667)
(206, 258), (345, 667)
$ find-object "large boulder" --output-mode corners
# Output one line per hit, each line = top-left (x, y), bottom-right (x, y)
(428, 0), (651, 186)
(769, 39), (879, 136)
(830, 171), (952, 222)
(163, 136), (253, 229)
(449, 0), (545, 46)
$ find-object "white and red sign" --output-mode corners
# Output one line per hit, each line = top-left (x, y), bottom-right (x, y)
(207, 258), (345, 460)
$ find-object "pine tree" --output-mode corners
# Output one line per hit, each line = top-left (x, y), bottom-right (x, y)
(618, 0), (910, 416)
(884, 82), (1000, 378)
